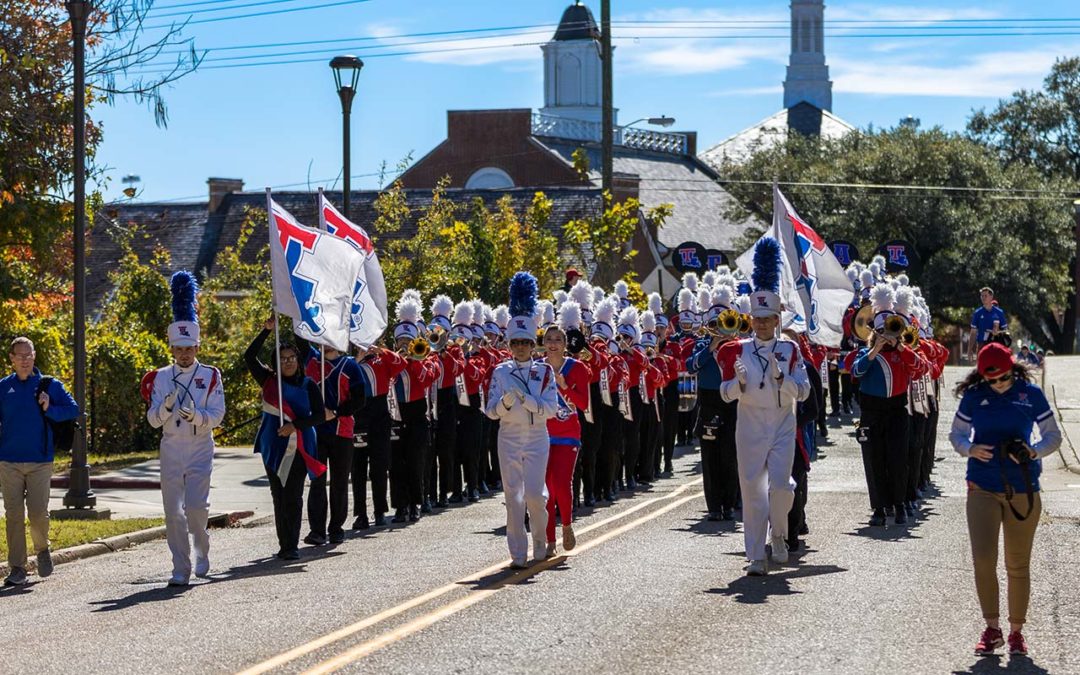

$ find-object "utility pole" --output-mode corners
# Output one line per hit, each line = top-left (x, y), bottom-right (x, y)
(600, 0), (613, 194)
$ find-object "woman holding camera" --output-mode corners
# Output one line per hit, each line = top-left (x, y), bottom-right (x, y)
(950, 342), (1061, 656)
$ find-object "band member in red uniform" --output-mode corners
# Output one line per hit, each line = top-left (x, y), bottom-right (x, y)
(616, 306), (648, 491)
(541, 301), (591, 555)
(353, 342), (407, 528)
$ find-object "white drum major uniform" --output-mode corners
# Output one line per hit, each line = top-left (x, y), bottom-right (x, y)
(143, 272), (226, 586)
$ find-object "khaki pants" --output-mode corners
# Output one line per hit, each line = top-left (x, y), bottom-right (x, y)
(0, 461), (53, 569)
(967, 483), (1041, 625)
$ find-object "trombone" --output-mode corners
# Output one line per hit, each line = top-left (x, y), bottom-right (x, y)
(900, 325), (920, 349)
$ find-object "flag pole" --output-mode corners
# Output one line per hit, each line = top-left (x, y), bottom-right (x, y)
(267, 187), (284, 427)
(317, 187), (327, 403)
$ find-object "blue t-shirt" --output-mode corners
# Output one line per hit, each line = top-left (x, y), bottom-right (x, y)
(955, 380), (1051, 492)
(971, 305), (1007, 343)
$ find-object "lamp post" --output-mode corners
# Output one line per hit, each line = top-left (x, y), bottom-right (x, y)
(330, 55), (363, 219)
(63, 0), (96, 512)
(622, 116), (676, 129)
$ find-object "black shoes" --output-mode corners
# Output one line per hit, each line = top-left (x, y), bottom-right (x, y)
(449, 493), (464, 504)
(328, 531), (345, 544)
(408, 504), (420, 522)
(869, 509), (886, 527)
(435, 498), (449, 509)
(374, 513), (387, 527)
(894, 505), (907, 525)
(468, 489), (480, 503)
(420, 501), (432, 514)
(583, 496), (595, 507)
(277, 549), (300, 560)
(303, 533), (327, 546)
(392, 508), (407, 524)
(351, 516), (370, 531)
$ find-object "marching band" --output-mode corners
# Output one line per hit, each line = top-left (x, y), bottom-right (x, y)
(153, 237), (954, 580)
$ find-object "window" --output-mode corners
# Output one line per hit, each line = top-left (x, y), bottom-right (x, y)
(465, 167), (515, 190)
(557, 54), (582, 105)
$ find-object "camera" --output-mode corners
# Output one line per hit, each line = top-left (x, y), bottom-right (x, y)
(1003, 438), (1031, 464)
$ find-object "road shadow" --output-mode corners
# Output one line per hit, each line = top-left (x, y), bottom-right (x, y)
(89, 551), (347, 612)
(242, 476), (270, 487)
(952, 654), (1050, 674)
(705, 564), (848, 604)
(673, 516), (740, 537)
(89, 583), (193, 612)
(0, 581), (39, 597)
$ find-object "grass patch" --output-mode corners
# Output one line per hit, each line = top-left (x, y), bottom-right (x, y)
(53, 450), (159, 475)
(0, 517), (165, 559)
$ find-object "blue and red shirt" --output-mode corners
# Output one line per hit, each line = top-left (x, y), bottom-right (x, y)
(851, 346), (927, 398)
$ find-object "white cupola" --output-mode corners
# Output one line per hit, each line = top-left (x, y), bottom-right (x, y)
(540, 2), (608, 125)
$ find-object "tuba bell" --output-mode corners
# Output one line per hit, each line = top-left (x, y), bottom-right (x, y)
(852, 304), (874, 342)
(883, 314), (907, 339)
(718, 308), (741, 335)
(737, 313), (752, 336)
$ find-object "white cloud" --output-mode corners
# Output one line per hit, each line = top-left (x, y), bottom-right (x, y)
(622, 42), (779, 75)
(832, 48), (1063, 97)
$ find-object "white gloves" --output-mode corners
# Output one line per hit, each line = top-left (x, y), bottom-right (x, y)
(771, 355), (784, 380)
(501, 391), (517, 408)
(734, 358), (748, 385)
(164, 390), (178, 412)
(178, 406), (196, 422)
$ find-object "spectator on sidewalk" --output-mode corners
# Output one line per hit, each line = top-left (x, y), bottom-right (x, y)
(0, 337), (79, 586)
(969, 288), (1007, 360)
(950, 343), (1061, 657)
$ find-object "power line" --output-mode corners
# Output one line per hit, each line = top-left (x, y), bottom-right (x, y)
(143, 0), (377, 30)
(148, 0), (313, 21)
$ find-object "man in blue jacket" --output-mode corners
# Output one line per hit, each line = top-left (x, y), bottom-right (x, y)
(0, 337), (79, 586)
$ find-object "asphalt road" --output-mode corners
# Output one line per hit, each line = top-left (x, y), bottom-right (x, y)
(2, 367), (1079, 675)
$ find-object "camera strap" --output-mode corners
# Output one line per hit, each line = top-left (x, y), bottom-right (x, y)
(999, 454), (1035, 521)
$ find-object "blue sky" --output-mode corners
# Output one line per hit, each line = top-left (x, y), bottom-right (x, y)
(92, 0), (1080, 202)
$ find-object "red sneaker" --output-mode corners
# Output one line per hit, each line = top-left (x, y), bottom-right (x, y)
(1008, 631), (1028, 655)
(975, 627), (1004, 655)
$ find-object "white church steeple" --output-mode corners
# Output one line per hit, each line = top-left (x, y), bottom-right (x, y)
(540, 2), (608, 124)
(783, 0), (833, 112)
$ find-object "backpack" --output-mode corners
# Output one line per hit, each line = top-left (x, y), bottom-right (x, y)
(35, 376), (77, 455)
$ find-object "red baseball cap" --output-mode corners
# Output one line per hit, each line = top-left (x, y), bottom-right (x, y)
(977, 342), (1014, 378)
(565, 267), (582, 281)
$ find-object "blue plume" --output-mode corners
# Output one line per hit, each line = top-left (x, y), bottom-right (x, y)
(752, 237), (782, 294)
(508, 272), (538, 317)
(170, 271), (200, 323)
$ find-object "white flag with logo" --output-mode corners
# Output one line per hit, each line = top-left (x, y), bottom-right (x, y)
(267, 192), (363, 352)
(317, 191), (389, 348)
(736, 186), (851, 347)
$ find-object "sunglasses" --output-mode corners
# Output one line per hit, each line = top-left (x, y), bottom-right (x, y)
(986, 372), (1013, 385)
(509, 340), (534, 347)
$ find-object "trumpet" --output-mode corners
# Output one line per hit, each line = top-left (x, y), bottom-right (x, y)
(407, 336), (431, 360)
(901, 325), (920, 349)
(579, 349), (592, 362)
(645, 346), (656, 358)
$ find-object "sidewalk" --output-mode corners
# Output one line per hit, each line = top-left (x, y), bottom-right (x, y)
(0, 447), (272, 519)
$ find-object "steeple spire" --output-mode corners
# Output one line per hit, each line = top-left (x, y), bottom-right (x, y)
(783, 0), (833, 112)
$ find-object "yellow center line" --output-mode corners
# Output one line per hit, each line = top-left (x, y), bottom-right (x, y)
(303, 489), (705, 675)
(237, 477), (704, 675)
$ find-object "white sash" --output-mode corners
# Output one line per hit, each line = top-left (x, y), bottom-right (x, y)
(619, 380), (632, 421)
(600, 368), (612, 407)
(639, 371), (650, 404)
(455, 373), (470, 406)
(387, 381), (402, 422)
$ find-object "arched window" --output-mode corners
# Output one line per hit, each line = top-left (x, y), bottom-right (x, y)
(557, 54), (582, 105)
(465, 167), (515, 190)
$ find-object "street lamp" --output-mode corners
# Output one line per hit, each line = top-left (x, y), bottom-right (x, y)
(63, 0), (97, 512)
(623, 116), (676, 128)
(330, 55), (363, 219)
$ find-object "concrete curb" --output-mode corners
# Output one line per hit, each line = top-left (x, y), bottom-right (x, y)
(50, 476), (161, 490)
(1049, 382), (1080, 476)
(0, 510), (258, 579)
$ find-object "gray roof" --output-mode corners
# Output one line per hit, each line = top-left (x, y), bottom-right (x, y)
(554, 3), (600, 41)
(701, 102), (855, 168)
(89, 187), (602, 308)
(536, 137), (757, 252)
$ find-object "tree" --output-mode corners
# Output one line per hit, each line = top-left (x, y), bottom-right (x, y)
(563, 191), (672, 288)
(1, 1), (198, 306)
(968, 56), (1080, 351)
(720, 128), (1075, 348)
